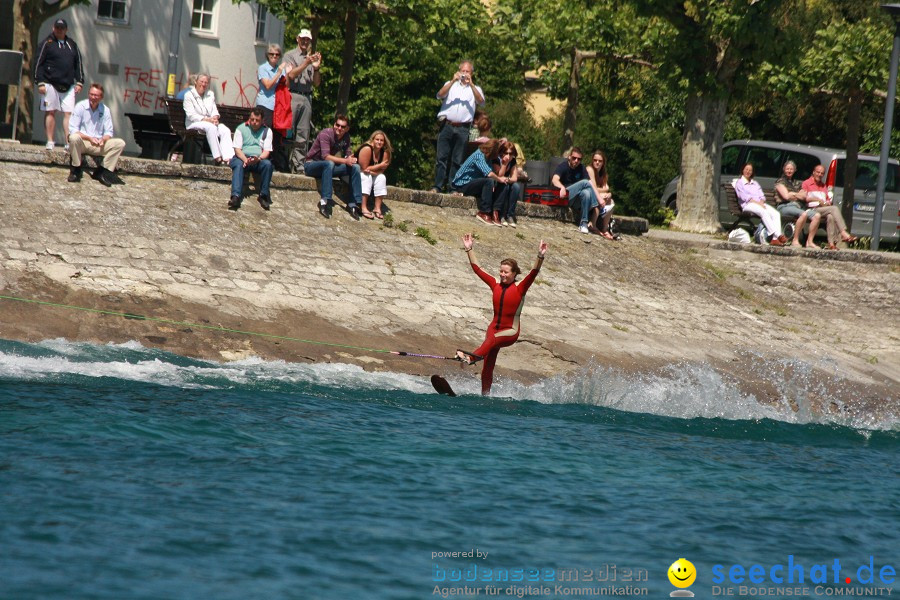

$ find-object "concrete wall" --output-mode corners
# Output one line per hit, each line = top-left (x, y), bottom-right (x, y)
(34, 0), (285, 154)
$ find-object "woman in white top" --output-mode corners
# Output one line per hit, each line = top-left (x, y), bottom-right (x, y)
(183, 73), (234, 165)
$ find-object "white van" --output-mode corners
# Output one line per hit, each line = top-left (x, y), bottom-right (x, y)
(660, 139), (900, 244)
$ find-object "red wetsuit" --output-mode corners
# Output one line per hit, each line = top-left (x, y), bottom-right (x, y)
(470, 263), (539, 395)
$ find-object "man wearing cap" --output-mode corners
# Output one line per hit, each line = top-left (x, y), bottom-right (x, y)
(283, 28), (322, 174)
(431, 60), (485, 194)
(34, 17), (84, 151)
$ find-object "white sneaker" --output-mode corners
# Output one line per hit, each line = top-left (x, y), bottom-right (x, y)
(45, 141), (55, 150)
(579, 225), (590, 234)
(501, 219), (509, 227)
(64, 144), (70, 152)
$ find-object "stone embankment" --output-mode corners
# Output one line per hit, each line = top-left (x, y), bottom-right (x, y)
(0, 142), (897, 410)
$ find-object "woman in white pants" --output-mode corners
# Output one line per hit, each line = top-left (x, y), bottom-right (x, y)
(357, 130), (393, 219)
(183, 73), (234, 165)
(733, 163), (787, 246)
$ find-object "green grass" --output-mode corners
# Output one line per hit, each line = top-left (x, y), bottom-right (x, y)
(415, 227), (437, 245)
(703, 261), (735, 280)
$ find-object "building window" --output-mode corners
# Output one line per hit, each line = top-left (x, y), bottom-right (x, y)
(255, 5), (268, 41)
(191, 0), (216, 32)
(97, 0), (128, 22)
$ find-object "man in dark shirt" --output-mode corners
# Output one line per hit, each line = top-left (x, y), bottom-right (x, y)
(34, 18), (84, 150)
(550, 148), (600, 234)
(305, 113), (362, 220)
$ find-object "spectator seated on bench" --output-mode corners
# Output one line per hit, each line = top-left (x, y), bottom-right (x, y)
(182, 73), (234, 165)
(774, 160), (819, 248)
(165, 98), (247, 164)
(733, 162), (788, 246)
(304, 113), (362, 221)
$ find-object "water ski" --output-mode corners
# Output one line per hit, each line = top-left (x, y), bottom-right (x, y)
(431, 375), (456, 397)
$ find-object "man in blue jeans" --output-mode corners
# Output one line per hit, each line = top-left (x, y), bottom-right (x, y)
(431, 60), (485, 193)
(550, 147), (600, 234)
(229, 107), (274, 211)
(305, 113), (362, 220)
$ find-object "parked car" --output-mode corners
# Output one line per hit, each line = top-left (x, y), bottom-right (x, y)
(660, 139), (900, 244)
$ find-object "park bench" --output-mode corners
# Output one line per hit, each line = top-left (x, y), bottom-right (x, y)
(164, 98), (250, 164)
(722, 181), (799, 239)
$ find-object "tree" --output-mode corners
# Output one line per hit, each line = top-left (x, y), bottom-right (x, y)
(245, 0), (486, 116)
(247, 0), (523, 187)
(633, 0), (797, 233)
(493, 0), (630, 149)
(763, 3), (893, 226)
(8, 0), (90, 142)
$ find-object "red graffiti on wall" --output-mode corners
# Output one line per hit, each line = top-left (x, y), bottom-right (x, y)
(119, 65), (257, 111)
(232, 69), (256, 108)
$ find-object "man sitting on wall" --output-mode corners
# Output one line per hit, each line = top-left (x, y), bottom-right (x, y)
(228, 107), (274, 211)
(550, 147), (600, 234)
(67, 83), (125, 187)
(304, 113), (362, 220)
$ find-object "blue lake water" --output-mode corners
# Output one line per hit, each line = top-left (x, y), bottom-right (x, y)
(1, 338), (897, 599)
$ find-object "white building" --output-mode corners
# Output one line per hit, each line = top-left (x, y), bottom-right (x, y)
(35, 0), (286, 155)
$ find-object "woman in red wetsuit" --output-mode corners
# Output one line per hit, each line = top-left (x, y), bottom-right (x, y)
(457, 233), (549, 395)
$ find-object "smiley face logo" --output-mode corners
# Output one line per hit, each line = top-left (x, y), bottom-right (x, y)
(668, 558), (697, 588)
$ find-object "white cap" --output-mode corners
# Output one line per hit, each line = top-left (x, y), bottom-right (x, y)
(297, 29), (312, 39)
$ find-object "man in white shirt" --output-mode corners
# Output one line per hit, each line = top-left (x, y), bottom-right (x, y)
(431, 60), (485, 193)
(67, 83), (125, 187)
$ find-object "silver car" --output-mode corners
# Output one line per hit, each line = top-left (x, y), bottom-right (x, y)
(660, 139), (900, 243)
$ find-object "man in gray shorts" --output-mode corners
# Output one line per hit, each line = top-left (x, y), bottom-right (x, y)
(774, 160), (816, 247)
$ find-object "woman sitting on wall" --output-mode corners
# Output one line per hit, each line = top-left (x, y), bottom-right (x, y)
(586, 150), (617, 240)
(357, 130), (393, 219)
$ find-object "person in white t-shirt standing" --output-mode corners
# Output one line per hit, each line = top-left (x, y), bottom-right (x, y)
(431, 60), (485, 194)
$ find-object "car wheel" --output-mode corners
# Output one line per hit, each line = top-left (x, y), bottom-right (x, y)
(783, 222), (795, 241)
(666, 197), (678, 215)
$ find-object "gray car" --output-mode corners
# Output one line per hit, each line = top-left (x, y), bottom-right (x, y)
(660, 139), (900, 244)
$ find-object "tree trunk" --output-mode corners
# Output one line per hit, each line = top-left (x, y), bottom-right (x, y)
(335, 7), (359, 116)
(841, 91), (863, 227)
(563, 48), (581, 150)
(671, 92), (727, 234)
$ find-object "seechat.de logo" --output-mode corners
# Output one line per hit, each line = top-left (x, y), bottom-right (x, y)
(669, 558), (697, 597)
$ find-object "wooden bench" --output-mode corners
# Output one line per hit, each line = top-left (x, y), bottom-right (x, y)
(164, 98), (250, 164)
(125, 112), (177, 159)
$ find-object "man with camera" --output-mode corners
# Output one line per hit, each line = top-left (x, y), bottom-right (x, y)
(431, 61), (485, 194)
(34, 18), (84, 151)
(229, 108), (274, 211)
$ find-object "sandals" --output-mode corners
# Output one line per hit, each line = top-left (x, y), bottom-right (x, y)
(361, 210), (375, 220)
(842, 235), (858, 244)
(374, 211), (383, 220)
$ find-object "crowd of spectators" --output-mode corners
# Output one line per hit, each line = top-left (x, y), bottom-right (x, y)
(40, 18), (863, 251)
